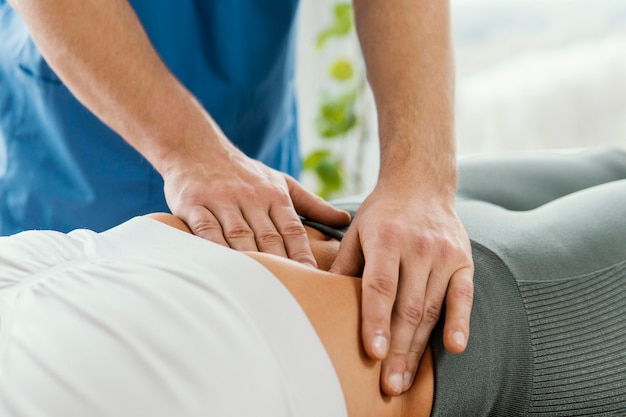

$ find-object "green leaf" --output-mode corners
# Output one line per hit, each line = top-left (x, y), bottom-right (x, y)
(302, 148), (345, 199)
(315, 3), (354, 49)
(317, 159), (343, 192)
(303, 149), (334, 171)
(316, 111), (357, 138)
(334, 3), (353, 19)
(330, 59), (354, 81)
(315, 89), (358, 138)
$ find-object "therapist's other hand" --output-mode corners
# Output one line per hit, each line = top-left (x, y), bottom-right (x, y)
(330, 184), (474, 396)
(163, 149), (351, 268)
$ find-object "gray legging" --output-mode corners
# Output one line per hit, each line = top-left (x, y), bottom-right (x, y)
(308, 148), (626, 416)
(455, 147), (626, 282)
(456, 147), (626, 209)
(434, 148), (626, 416)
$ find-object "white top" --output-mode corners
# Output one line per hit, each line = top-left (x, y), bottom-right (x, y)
(0, 217), (347, 417)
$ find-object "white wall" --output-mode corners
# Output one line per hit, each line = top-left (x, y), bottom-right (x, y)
(453, 0), (626, 154)
(296, 0), (626, 192)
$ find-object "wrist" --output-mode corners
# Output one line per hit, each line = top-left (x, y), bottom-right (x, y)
(156, 132), (235, 181)
(142, 95), (235, 179)
(377, 141), (458, 201)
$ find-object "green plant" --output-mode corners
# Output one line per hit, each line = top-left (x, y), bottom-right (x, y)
(302, 2), (370, 200)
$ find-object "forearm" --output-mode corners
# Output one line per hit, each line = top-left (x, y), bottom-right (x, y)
(353, 0), (457, 198)
(8, 0), (229, 175)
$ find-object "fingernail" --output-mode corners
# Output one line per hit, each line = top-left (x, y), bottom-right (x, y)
(403, 371), (412, 389)
(371, 335), (389, 359)
(388, 373), (403, 394)
(452, 331), (466, 347)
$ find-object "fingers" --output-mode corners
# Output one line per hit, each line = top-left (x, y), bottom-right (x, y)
(180, 186), (317, 267)
(202, 206), (288, 256)
(359, 242), (401, 363)
(242, 209), (287, 258)
(442, 266), (474, 354)
(181, 206), (229, 247)
(162, 154), (322, 265)
(378, 263), (473, 396)
(216, 208), (259, 252)
(380, 264), (448, 396)
(329, 227), (365, 277)
(288, 177), (351, 227)
(269, 202), (317, 268)
(378, 261), (429, 396)
(349, 212), (474, 397)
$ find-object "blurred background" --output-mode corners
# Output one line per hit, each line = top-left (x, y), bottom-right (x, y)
(296, 0), (626, 197)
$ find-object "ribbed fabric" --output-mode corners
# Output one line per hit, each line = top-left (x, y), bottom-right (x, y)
(430, 244), (534, 417)
(518, 260), (626, 416)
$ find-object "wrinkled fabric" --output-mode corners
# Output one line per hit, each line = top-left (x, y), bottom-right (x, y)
(0, 216), (347, 417)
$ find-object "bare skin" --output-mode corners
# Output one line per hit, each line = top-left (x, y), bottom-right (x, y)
(148, 213), (433, 417)
(8, 0), (473, 394)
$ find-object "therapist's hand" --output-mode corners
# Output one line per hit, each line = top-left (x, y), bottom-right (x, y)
(330, 183), (474, 396)
(163, 148), (351, 268)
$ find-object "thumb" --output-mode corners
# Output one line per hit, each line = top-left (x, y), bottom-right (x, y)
(287, 176), (351, 227)
(329, 228), (364, 277)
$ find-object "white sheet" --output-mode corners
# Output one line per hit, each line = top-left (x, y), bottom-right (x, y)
(0, 217), (347, 417)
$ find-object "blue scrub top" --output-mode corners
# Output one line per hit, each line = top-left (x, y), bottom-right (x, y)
(0, 0), (301, 234)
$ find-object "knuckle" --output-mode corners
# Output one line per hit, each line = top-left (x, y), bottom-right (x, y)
(421, 303), (441, 327)
(413, 234), (435, 256)
(450, 280), (475, 303)
(191, 218), (222, 235)
(396, 302), (423, 327)
(364, 274), (397, 299)
(237, 185), (259, 204)
(272, 188), (291, 204)
(279, 221), (307, 238)
(224, 224), (254, 241)
(208, 181), (234, 199)
(377, 220), (404, 242)
(173, 187), (201, 207)
(463, 257), (476, 272)
(438, 240), (456, 261)
(256, 230), (283, 246)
